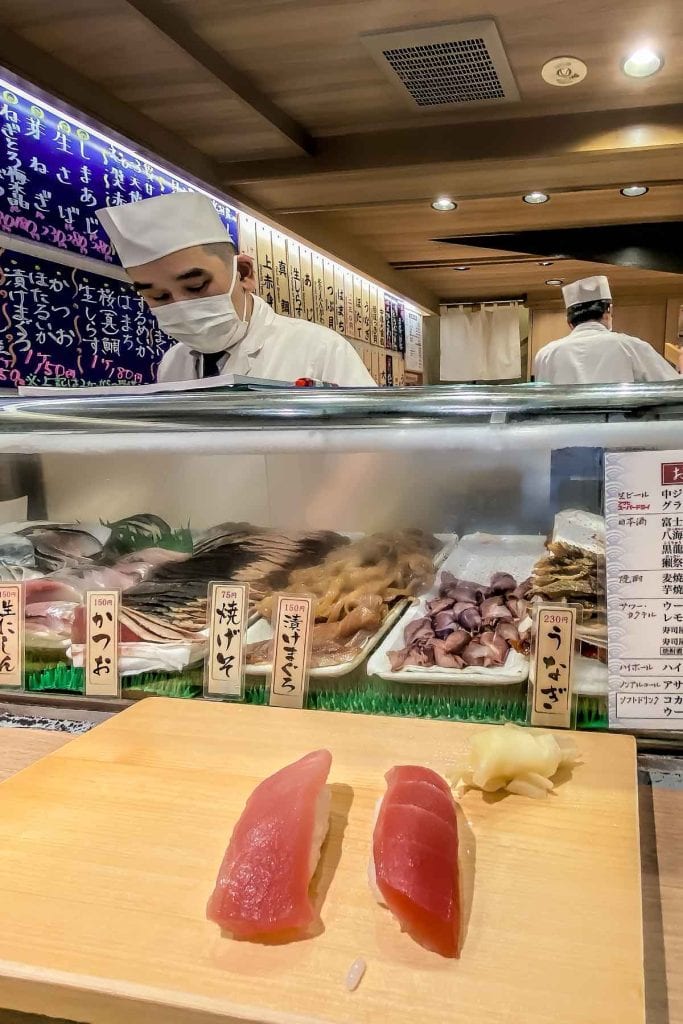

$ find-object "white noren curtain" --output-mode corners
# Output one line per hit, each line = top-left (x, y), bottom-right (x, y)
(440, 304), (521, 381)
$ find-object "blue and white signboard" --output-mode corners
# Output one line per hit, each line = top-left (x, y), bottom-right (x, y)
(0, 77), (238, 265)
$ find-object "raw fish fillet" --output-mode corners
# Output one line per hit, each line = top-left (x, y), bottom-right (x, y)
(207, 749), (332, 939)
(371, 765), (460, 957)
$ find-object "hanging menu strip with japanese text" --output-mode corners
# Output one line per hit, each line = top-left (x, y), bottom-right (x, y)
(605, 449), (683, 729)
(0, 79), (237, 264)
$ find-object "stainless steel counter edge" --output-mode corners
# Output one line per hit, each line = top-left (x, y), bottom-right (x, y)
(0, 381), (683, 431)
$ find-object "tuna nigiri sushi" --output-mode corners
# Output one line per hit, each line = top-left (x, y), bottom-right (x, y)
(207, 749), (332, 939)
(370, 765), (460, 957)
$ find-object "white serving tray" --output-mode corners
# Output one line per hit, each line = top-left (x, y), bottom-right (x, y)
(244, 596), (411, 680)
(367, 533), (547, 687)
(244, 533), (458, 680)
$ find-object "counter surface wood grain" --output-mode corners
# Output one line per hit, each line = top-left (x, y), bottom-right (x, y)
(0, 700), (645, 1024)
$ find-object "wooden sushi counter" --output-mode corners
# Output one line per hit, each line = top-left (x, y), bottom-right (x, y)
(0, 708), (680, 1024)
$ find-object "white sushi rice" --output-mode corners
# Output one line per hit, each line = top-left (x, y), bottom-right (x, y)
(367, 797), (385, 906)
(309, 785), (331, 879)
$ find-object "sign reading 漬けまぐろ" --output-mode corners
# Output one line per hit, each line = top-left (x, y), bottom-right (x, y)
(0, 80), (237, 264)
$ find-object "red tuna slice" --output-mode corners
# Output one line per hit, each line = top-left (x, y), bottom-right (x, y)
(381, 777), (458, 830)
(207, 749), (332, 939)
(386, 764), (453, 797)
(373, 764), (460, 957)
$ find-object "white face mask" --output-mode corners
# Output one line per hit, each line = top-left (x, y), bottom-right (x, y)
(153, 257), (249, 354)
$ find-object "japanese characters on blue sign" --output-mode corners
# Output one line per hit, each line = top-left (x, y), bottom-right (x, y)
(0, 79), (238, 265)
(0, 248), (171, 387)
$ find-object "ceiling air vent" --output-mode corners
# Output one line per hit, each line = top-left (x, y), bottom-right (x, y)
(360, 20), (519, 110)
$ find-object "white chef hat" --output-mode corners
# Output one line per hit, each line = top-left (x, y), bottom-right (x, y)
(562, 275), (612, 309)
(96, 192), (231, 268)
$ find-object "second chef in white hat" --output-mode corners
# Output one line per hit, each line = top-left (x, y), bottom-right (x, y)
(533, 274), (678, 384)
(97, 192), (376, 387)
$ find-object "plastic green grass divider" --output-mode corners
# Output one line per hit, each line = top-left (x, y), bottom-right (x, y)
(26, 662), (84, 693)
(23, 661), (608, 730)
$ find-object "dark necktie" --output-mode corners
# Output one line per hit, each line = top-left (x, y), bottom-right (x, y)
(201, 351), (226, 378)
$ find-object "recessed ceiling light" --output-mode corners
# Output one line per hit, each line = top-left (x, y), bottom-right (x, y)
(431, 196), (457, 211)
(545, 279), (564, 286)
(620, 184), (649, 197)
(622, 47), (663, 78)
(523, 191), (549, 204)
(453, 265), (470, 271)
(538, 260), (554, 266)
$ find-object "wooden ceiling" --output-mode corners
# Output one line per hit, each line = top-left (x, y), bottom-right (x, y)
(0, 0), (681, 310)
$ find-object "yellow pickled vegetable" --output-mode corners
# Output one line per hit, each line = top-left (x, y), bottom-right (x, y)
(461, 723), (578, 799)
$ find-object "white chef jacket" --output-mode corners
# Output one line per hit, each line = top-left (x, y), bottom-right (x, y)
(533, 321), (679, 385)
(157, 294), (376, 387)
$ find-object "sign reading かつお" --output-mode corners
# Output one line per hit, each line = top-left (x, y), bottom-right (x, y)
(85, 590), (120, 697)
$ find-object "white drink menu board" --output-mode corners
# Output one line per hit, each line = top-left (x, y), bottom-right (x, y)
(605, 449), (683, 730)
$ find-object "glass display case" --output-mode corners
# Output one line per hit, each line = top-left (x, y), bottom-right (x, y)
(2, 382), (683, 747)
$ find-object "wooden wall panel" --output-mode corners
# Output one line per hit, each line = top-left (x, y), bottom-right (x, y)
(612, 302), (668, 355)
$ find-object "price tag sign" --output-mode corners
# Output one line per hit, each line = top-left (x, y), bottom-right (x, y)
(0, 584), (24, 690)
(204, 583), (249, 700)
(529, 604), (577, 729)
(268, 595), (314, 710)
(85, 591), (120, 698)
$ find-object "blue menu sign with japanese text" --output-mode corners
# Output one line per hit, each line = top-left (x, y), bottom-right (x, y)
(0, 248), (171, 387)
(0, 79), (238, 265)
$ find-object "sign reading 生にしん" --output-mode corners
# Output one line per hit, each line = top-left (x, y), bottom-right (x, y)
(605, 449), (683, 730)
(0, 79), (237, 264)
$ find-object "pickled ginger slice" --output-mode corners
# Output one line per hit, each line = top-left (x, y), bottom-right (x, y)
(462, 723), (579, 798)
(207, 749), (332, 939)
(371, 765), (460, 958)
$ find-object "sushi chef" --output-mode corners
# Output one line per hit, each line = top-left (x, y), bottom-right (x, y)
(533, 275), (679, 384)
(96, 192), (376, 386)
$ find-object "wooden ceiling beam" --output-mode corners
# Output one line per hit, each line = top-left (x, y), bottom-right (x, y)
(271, 179), (683, 215)
(222, 103), (683, 183)
(391, 255), (567, 270)
(122, 0), (315, 157)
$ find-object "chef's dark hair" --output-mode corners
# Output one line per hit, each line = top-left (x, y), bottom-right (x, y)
(567, 299), (612, 328)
